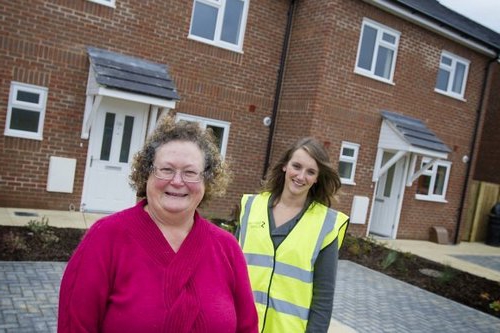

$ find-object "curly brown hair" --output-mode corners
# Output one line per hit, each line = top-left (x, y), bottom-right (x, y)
(262, 137), (341, 207)
(129, 115), (230, 207)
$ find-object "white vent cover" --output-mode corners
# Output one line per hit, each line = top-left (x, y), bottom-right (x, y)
(350, 196), (369, 225)
(46, 156), (77, 193)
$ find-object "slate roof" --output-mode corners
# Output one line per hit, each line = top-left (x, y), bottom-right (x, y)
(87, 47), (180, 100)
(391, 0), (500, 52)
(381, 110), (451, 153)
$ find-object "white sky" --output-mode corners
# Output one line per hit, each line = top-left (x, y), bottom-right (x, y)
(438, 0), (500, 33)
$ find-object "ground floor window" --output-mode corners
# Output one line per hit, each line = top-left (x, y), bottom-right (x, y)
(175, 113), (230, 158)
(338, 141), (359, 185)
(416, 157), (451, 202)
(4, 82), (48, 140)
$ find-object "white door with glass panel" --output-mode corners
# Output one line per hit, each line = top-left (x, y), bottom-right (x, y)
(82, 98), (147, 213)
(370, 152), (405, 238)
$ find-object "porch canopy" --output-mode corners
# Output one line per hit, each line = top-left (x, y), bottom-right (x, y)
(82, 47), (180, 138)
(373, 110), (452, 185)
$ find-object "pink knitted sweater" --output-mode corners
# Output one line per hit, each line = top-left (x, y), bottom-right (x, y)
(58, 200), (258, 333)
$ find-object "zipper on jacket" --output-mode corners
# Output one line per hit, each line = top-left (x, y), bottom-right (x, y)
(260, 244), (278, 333)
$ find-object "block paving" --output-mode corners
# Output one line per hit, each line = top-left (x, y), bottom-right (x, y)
(1, 260), (500, 332)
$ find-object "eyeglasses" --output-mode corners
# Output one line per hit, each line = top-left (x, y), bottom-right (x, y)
(151, 166), (204, 183)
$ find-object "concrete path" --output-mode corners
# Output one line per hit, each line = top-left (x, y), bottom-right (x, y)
(380, 239), (500, 282)
(1, 261), (500, 333)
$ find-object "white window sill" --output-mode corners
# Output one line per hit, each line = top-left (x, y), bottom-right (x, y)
(188, 35), (243, 54)
(434, 89), (466, 102)
(4, 131), (43, 141)
(353, 69), (395, 85)
(87, 0), (115, 8)
(340, 179), (356, 186)
(415, 194), (448, 203)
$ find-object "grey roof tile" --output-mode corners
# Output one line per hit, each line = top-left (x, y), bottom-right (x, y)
(87, 47), (180, 100)
(381, 110), (451, 153)
(392, 0), (500, 51)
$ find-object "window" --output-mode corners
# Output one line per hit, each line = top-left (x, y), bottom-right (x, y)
(4, 82), (48, 140)
(87, 0), (115, 7)
(435, 51), (469, 99)
(355, 19), (400, 83)
(416, 158), (451, 202)
(338, 142), (360, 185)
(175, 113), (230, 157)
(189, 0), (249, 52)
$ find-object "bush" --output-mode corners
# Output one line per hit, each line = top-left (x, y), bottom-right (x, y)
(27, 216), (60, 248)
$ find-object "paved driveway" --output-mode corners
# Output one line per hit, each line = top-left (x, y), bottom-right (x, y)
(1, 261), (500, 332)
(0, 262), (63, 332)
(333, 261), (500, 332)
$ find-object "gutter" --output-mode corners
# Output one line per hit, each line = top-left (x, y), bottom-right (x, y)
(262, 0), (296, 179)
(454, 54), (500, 244)
(363, 0), (498, 58)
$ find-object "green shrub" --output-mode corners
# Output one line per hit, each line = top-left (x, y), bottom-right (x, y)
(344, 235), (373, 257)
(437, 266), (456, 284)
(2, 231), (29, 253)
(381, 250), (398, 270)
(490, 300), (500, 312)
(27, 216), (51, 234)
(27, 216), (60, 248)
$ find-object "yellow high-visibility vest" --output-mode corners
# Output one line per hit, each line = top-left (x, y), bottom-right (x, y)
(239, 192), (349, 332)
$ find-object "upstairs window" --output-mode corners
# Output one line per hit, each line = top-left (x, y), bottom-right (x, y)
(435, 51), (469, 100)
(338, 142), (360, 185)
(4, 82), (48, 141)
(189, 0), (249, 52)
(416, 158), (451, 202)
(355, 19), (400, 83)
(175, 113), (230, 157)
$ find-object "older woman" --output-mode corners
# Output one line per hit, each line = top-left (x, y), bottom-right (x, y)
(58, 116), (258, 333)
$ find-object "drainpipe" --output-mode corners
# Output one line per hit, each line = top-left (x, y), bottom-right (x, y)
(454, 54), (500, 244)
(262, 0), (297, 179)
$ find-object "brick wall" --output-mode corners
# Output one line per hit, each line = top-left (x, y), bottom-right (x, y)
(0, 0), (495, 241)
(0, 0), (289, 218)
(271, 0), (489, 240)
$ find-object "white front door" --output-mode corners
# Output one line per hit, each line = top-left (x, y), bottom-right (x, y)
(82, 97), (148, 213)
(370, 152), (405, 238)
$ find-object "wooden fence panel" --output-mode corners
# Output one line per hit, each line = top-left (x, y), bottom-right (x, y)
(462, 181), (479, 241)
(467, 181), (500, 242)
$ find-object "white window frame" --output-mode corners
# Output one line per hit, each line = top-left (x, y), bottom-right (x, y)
(338, 141), (360, 185)
(4, 82), (48, 141)
(188, 0), (250, 53)
(87, 0), (115, 7)
(415, 158), (451, 203)
(354, 18), (400, 84)
(434, 51), (469, 100)
(175, 113), (230, 158)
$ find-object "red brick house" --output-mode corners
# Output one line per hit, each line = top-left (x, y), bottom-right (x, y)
(1, 0), (499, 242)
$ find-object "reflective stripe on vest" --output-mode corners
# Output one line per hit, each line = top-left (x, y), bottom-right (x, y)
(238, 193), (349, 332)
